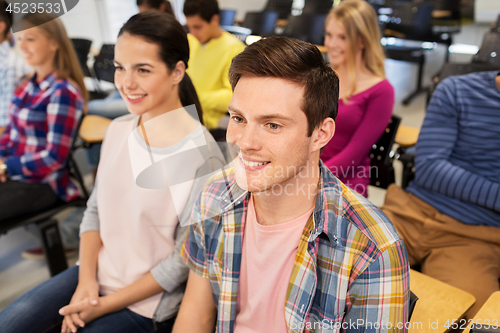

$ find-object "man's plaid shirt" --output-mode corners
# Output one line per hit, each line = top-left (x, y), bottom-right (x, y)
(182, 162), (410, 332)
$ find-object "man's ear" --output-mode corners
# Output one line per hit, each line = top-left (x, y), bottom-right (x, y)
(0, 21), (6, 37)
(211, 14), (220, 26)
(312, 117), (335, 152)
(172, 60), (186, 85)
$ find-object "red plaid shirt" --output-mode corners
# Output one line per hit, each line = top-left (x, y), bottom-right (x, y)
(0, 72), (84, 201)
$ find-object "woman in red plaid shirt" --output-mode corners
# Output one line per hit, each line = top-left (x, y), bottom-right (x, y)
(0, 13), (87, 221)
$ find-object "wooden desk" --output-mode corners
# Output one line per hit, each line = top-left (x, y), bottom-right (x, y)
(463, 292), (500, 333)
(432, 10), (453, 19)
(396, 125), (419, 148)
(79, 115), (112, 144)
(0, 126), (5, 136)
(276, 19), (288, 27)
(409, 269), (476, 333)
(315, 44), (327, 53)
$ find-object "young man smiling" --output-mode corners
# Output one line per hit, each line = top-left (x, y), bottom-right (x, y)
(173, 37), (410, 333)
(183, 0), (245, 131)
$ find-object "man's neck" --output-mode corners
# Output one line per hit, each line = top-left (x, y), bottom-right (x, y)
(252, 162), (320, 226)
(496, 74), (500, 91)
(204, 27), (223, 45)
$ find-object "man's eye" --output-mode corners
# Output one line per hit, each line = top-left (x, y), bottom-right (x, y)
(232, 116), (244, 123)
(138, 68), (150, 73)
(268, 123), (280, 130)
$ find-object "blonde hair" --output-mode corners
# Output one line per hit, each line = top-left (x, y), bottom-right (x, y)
(20, 13), (89, 105)
(327, 0), (385, 99)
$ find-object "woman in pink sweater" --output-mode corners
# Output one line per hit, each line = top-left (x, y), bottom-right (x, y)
(321, 0), (394, 197)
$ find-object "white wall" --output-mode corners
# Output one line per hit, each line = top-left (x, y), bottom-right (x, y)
(59, 0), (104, 48)
(475, 0), (500, 23)
(219, 0), (267, 20)
(60, 0), (138, 49)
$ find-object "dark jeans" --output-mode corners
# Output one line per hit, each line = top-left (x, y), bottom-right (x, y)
(0, 180), (61, 221)
(0, 266), (175, 333)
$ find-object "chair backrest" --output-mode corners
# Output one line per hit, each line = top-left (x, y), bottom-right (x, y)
(473, 32), (500, 67)
(383, 2), (433, 38)
(71, 38), (92, 77)
(428, 62), (500, 103)
(93, 44), (115, 84)
(369, 114), (401, 188)
(222, 25), (252, 44)
(283, 14), (327, 46)
(492, 14), (500, 33)
(67, 114), (90, 200)
(241, 11), (279, 36)
(220, 9), (236, 26)
(264, 0), (293, 19)
(301, 0), (334, 15)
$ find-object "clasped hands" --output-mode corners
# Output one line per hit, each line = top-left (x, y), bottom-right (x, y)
(58, 280), (110, 333)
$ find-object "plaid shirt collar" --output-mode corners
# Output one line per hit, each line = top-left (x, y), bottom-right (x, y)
(218, 160), (340, 244)
(30, 71), (57, 91)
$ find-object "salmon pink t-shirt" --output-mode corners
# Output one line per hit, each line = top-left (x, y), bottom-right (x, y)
(234, 196), (314, 333)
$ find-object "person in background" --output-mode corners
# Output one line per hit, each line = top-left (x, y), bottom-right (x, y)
(0, 11), (224, 333)
(0, 13), (86, 221)
(0, 0), (32, 131)
(137, 0), (174, 15)
(321, 0), (394, 197)
(183, 0), (245, 131)
(382, 70), (500, 319)
(173, 36), (409, 333)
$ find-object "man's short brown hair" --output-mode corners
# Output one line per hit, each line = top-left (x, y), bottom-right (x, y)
(229, 36), (339, 136)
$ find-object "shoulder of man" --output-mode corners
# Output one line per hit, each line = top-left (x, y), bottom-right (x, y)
(322, 176), (402, 254)
(191, 166), (237, 221)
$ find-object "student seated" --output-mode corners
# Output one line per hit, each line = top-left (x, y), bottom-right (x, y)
(183, 0), (245, 131)
(173, 37), (410, 333)
(382, 70), (500, 319)
(320, 0), (394, 197)
(0, 1), (32, 129)
(0, 12), (224, 333)
(84, 0), (177, 174)
(0, 13), (86, 221)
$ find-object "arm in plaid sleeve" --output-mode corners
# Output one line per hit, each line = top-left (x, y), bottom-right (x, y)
(344, 239), (410, 332)
(4, 85), (83, 176)
(181, 193), (210, 278)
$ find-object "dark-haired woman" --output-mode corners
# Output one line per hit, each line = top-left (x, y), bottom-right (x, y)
(0, 12), (224, 333)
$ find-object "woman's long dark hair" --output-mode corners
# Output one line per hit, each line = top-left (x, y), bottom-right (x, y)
(119, 12), (203, 124)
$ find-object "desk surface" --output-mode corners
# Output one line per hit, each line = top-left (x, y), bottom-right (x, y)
(315, 44), (327, 53)
(409, 269), (476, 333)
(396, 125), (419, 148)
(79, 115), (112, 144)
(463, 292), (500, 333)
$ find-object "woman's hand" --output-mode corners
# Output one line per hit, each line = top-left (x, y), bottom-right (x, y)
(60, 296), (111, 332)
(0, 158), (7, 183)
(60, 279), (100, 333)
